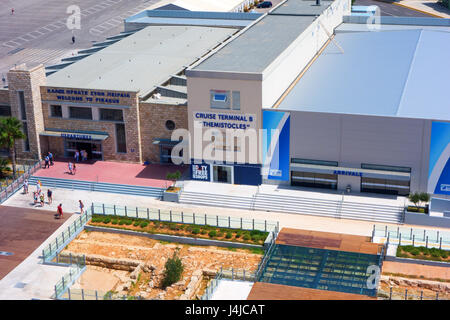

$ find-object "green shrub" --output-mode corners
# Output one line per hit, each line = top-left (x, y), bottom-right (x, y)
(410, 248), (420, 256)
(217, 232), (224, 238)
(441, 251), (448, 259)
(168, 223), (178, 231)
(235, 232), (242, 238)
(225, 232), (232, 239)
(104, 217), (111, 224)
(178, 224), (185, 230)
(111, 219), (118, 225)
(185, 226), (192, 233)
(243, 234), (251, 241)
(140, 222), (148, 228)
(124, 220), (132, 225)
(192, 228), (200, 235)
(119, 220), (125, 225)
(200, 229), (207, 235)
(161, 251), (184, 288)
(133, 221), (140, 227)
(154, 222), (160, 228)
(208, 230), (217, 238)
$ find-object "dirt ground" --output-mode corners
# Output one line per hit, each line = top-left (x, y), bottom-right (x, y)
(62, 231), (262, 300)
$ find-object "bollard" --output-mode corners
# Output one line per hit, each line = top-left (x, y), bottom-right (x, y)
(136, 207), (138, 218)
(56, 237), (59, 249)
(147, 208), (149, 220)
(102, 203), (105, 215)
(389, 287), (392, 300)
(62, 277), (65, 290)
(216, 215), (219, 226)
(114, 205), (116, 216)
(54, 285), (58, 298)
(62, 232), (65, 244)
(399, 233), (401, 246)
(387, 232), (390, 245)
(125, 206), (127, 217)
(423, 230), (426, 241)
(265, 220), (267, 232)
(170, 210), (172, 222)
(437, 231), (439, 243)
(70, 253), (72, 265)
(412, 235), (415, 246)
(436, 292), (439, 300)
(158, 209), (161, 221)
(241, 218), (243, 230)
(426, 236), (428, 248)
(410, 228), (412, 240)
(243, 270), (246, 282)
(440, 237), (442, 250)
(252, 219), (255, 230)
(228, 216), (231, 228)
(385, 226), (387, 237)
(193, 213), (196, 225)
(397, 227), (399, 237)
(182, 211), (184, 223)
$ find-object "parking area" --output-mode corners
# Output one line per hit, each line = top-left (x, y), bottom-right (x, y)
(0, 206), (72, 280)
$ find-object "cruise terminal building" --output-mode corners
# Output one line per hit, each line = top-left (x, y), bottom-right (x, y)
(186, 0), (450, 198)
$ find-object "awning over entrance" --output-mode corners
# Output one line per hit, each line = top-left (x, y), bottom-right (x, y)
(40, 130), (109, 141)
(152, 138), (182, 146)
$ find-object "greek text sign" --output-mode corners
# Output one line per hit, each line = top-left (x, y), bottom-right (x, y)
(45, 87), (131, 105)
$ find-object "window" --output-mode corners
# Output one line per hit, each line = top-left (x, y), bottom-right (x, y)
(291, 158), (338, 167)
(69, 106), (92, 120)
(0, 105), (11, 117)
(50, 105), (62, 118)
(22, 121), (30, 151)
(99, 108), (123, 122)
(115, 123), (126, 153)
(18, 91), (26, 120)
(232, 91), (240, 110)
(165, 120), (175, 131)
(210, 90), (230, 109)
(361, 163), (411, 173)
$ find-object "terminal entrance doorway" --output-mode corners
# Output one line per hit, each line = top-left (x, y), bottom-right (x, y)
(64, 139), (103, 160)
(212, 165), (233, 184)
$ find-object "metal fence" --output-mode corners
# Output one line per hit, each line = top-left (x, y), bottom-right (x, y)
(42, 209), (92, 263)
(0, 160), (41, 203)
(372, 225), (450, 250)
(200, 267), (258, 300)
(53, 256), (87, 299)
(377, 287), (446, 300)
(60, 288), (144, 300)
(91, 203), (279, 233)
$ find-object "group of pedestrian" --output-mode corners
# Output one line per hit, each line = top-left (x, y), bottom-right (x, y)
(29, 180), (52, 208)
(74, 150), (88, 162)
(68, 161), (77, 175)
(44, 152), (54, 169)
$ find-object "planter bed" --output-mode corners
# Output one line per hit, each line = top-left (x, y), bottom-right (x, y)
(396, 245), (450, 263)
(89, 214), (269, 247)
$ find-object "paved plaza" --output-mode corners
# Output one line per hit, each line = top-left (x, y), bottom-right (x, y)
(33, 160), (187, 188)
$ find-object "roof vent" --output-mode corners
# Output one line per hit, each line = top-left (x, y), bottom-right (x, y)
(153, 93), (161, 100)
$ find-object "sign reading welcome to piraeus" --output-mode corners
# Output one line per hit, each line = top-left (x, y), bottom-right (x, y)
(262, 110), (290, 181)
(428, 121), (450, 195)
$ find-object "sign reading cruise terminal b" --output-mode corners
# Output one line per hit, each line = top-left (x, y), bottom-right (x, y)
(45, 87), (131, 105)
(194, 111), (256, 130)
(428, 121), (450, 195)
(262, 110), (290, 181)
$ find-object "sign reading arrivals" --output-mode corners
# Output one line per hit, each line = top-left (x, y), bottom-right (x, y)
(46, 88), (131, 105)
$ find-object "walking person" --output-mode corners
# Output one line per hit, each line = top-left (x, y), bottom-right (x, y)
(11, 8), (14, 15)
(68, 162), (73, 175)
(55, 203), (63, 219)
(33, 191), (38, 205)
(44, 155), (50, 169)
(74, 150), (80, 162)
(47, 189), (53, 205)
(79, 200), (84, 214)
(48, 152), (54, 166)
(36, 181), (41, 194)
(72, 35), (75, 44)
(23, 179), (28, 194)
(40, 193), (45, 207)
(73, 163), (77, 175)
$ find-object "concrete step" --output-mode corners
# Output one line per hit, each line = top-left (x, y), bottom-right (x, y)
(29, 176), (164, 199)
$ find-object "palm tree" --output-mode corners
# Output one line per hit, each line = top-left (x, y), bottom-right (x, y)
(0, 117), (26, 178)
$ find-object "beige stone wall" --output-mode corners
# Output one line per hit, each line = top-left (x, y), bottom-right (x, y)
(0, 88), (10, 105)
(40, 86), (142, 163)
(7, 64), (46, 160)
(139, 102), (188, 163)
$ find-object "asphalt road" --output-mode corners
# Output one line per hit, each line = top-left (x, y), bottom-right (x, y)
(0, 0), (162, 83)
(353, 0), (431, 17)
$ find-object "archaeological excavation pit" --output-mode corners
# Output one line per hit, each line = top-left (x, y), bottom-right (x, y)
(61, 230), (263, 300)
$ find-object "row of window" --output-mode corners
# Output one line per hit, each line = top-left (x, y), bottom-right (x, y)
(291, 158), (411, 173)
(50, 105), (124, 122)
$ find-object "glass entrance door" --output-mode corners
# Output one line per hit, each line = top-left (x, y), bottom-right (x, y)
(213, 165), (233, 184)
(64, 139), (103, 160)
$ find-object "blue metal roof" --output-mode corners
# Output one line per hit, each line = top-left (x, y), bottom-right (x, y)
(277, 28), (450, 121)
